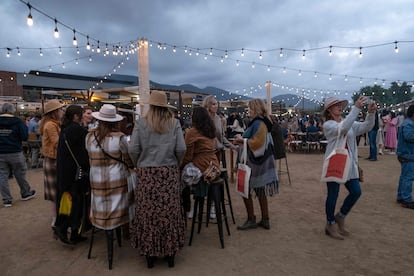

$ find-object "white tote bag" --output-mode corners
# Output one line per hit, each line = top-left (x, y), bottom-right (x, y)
(236, 138), (252, 198)
(321, 123), (351, 184)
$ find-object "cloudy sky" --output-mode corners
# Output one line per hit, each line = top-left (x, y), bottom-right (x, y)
(1, 0), (414, 102)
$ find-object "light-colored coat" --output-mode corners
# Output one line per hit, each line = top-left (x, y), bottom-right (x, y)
(323, 106), (375, 181)
(85, 132), (132, 230)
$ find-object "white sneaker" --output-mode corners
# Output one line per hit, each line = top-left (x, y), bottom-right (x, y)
(188, 208), (194, 219)
(210, 206), (216, 219)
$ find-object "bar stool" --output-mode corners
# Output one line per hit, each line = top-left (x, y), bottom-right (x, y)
(189, 180), (230, 248)
(87, 226), (122, 270)
(220, 150), (236, 224)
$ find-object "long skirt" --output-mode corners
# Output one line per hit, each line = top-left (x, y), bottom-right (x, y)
(43, 157), (57, 202)
(130, 166), (185, 257)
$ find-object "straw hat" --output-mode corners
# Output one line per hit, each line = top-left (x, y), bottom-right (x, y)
(43, 99), (64, 115)
(144, 91), (176, 109)
(92, 104), (123, 122)
(324, 97), (349, 111)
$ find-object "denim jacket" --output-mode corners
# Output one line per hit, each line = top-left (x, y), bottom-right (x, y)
(397, 117), (414, 162)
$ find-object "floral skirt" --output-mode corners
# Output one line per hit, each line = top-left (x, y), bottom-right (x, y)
(130, 166), (185, 257)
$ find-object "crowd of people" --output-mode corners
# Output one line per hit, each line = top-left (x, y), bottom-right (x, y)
(1, 93), (414, 268)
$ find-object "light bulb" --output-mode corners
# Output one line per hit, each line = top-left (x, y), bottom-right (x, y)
(39, 48), (43, 56)
(279, 48), (283, 58)
(241, 48), (244, 57)
(329, 46), (333, 56)
(17, 47), (21, 56)
(209, 48), (213, 55)
(96, 41), (101, 53)
(54, 19), (59, 38)
(359, 47), (363, 58)
(259, 51), (263, 59)
(394, 41), (399, 53)
(86, 35), (91, 50)
(224, 50), (228, 58)
(27, 4), (33, 26)
(59, 46), (62, 55)
(302, 50), (306, 60)
(72, 30), (78, 46)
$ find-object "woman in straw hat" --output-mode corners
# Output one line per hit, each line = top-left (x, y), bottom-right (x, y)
(85, 104), (133, 236)
(39, 99), (65, 230)
(129, 91), (186, 268)
(322, 96), (376, 240)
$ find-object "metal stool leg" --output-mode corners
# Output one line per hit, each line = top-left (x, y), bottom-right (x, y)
(106, 230), (114, 270)
(87, 226), (95, 259)
(211, 184), (224, 248)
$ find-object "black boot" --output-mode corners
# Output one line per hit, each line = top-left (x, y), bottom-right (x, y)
(53, 227), (73, 245)
(146, 256), (156, 268)
(70, 231), (88, 244)
(166, 255), (175, 268)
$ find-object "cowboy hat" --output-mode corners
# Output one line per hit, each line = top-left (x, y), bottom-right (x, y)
(43, 99), (65, 115)
(144, 91), (176, 109)
(324, 97), (349, 111)
(92, 104), (123, 122)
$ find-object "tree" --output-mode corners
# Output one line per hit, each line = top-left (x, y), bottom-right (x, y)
(352, 83), (413, 107)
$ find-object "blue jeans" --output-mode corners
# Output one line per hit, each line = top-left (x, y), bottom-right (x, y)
(0, 152), (32, 202)
(368, 129), (378, 159)
(325, 179), (362, 224)
(397, 162), (414, 202)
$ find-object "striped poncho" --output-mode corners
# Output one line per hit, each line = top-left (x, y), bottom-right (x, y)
(242, 116), (279, 197)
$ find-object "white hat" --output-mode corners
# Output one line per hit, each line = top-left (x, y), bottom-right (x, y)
(324, 97), (349, 111)
(92, 104), (123, 122)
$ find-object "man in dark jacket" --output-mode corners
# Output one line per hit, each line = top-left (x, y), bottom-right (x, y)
(366, 111), (379, 161)
(396, 105), (414, 209)
(0, 103), (36, 207)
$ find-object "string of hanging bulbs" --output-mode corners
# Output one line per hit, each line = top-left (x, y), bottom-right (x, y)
(12, 0), (414, 95)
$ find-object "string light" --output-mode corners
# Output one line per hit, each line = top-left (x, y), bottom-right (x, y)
(72, 29), (78, 46)
(359, 47), (363, 58)
(224, 50), (228, 59)
(241, 48), (244, 57)
(302, 50), (306, 59)
(39, 48), (43, 56)
(329, 45), (333, 56)
(53, 18), (59, 38)
(17, 47), (21, 56)
(6, 48), (10, 58)
(394, 41), (399, 53)
(279, 48), (283, 58)
(58, 46), (62, 55)
(86, 35), (91, 50)
(26, 3), (33, 26)
(209, 48), (213, 55)
(259, 51), (263, 59)
(96, 41), (101, 53)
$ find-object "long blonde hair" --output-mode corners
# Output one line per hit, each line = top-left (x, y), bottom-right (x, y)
(39, 109), (61, 136)
(145, 105), (175, 134)
(248, 98), (269, 119)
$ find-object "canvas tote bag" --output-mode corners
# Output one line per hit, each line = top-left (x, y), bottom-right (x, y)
(321, 122), (351, 184)
(236, 138), (252, 198)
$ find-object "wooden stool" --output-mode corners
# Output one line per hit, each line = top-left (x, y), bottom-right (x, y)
(87, 226), (122, 270)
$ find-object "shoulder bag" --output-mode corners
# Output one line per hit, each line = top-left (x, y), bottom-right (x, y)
(236, 138), (251, 198)
(320, 122), (351, 184)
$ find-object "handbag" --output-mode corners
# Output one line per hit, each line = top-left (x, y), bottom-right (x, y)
(203, 161), (222, 184)
(236, 138), (251, 198)
(321, 123), (351, 184)
(58, 192), (72, 216)
(64, 134), (88, 183)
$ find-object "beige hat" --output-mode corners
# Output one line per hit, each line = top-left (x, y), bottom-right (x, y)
(324, 97), (349, 111)
(43, 99), (64, 115)
(92, 104), (123, 122)
(144, 91), (176, 109)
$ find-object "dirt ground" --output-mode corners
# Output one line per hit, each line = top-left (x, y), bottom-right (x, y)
(1, 144), (413, 276)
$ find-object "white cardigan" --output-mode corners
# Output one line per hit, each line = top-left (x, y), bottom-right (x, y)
(323, 106), (375, 181)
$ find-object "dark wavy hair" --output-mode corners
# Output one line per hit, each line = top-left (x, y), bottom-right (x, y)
(191, 106), (216, 138)
(62, 105), (83, 127)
